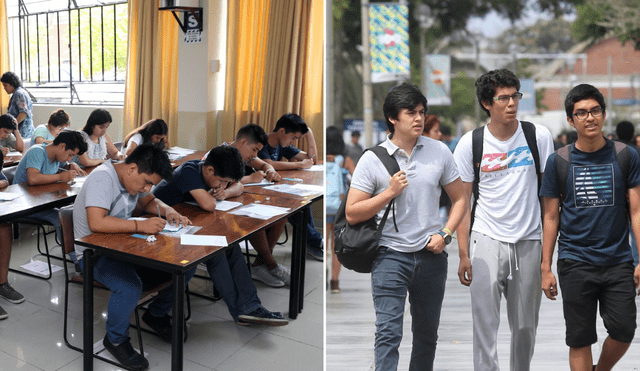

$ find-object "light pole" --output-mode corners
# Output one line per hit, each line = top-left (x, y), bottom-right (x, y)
(414, 4), (434, 94)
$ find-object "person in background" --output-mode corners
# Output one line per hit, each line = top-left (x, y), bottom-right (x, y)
(346, 130), (364, 165)
(74, 108), (125, 168)
(422, 114), (442, 140)
(326, 126), (355, 294)
(1, 72), (34, 139)
(32, 109), (71, 145)
(616, 120), (640, 265)
(0, 114), (25, 155)
(123, 118), (169, 156)
(440, 125), (459, 152)
(0, 150), (23, 321)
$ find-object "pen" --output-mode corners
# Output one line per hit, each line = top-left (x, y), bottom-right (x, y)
(157, 204), (161, 218)
(283, 177), (303, 182)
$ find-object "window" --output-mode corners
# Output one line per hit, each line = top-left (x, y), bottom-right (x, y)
(6, 0), (128, 105)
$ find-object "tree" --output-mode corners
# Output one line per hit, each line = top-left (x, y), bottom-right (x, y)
(572, 0), (640, 49)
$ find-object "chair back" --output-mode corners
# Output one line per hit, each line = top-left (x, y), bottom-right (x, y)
(58, 205), (75, 255)
(23, 137), (32, 151)
(113, 141), (123, 151)
(1, 167), (16, 184)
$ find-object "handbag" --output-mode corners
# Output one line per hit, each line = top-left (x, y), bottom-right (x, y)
(334, 146), (399, 273)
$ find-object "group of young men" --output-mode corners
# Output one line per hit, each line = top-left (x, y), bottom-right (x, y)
(346, 70), (639, 371)
(0, 113), (320, 369)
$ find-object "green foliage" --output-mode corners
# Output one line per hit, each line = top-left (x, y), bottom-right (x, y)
(571, 3), (607, 42)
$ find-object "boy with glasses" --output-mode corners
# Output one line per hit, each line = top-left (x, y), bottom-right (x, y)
(540, 84), (640, 371)
(453, 69), (554, 371)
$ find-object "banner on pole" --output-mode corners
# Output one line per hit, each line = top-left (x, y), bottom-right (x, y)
(370, 4), (409, 83)
(424, 55), (451, 106)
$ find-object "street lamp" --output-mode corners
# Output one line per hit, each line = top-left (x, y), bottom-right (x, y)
(414, 4), (435, 94)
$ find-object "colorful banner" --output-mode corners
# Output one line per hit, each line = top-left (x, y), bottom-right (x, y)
(424, 55), (451, 106)
(519, 79), (535, 114)
(370, 4), (409, 83)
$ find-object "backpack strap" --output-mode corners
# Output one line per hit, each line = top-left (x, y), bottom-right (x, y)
(521, 121), (541, 178)
(470, 126), (484, 231)
(366, 145), (401, 232)
(555, 144), (572, 200)
(613, 141), (630, 188)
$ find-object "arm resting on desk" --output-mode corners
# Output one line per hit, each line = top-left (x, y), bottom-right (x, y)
(87, 206), (165, 235)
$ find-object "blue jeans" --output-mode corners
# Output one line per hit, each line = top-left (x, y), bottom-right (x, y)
(371, 247), (448, 371)
(306, 207), (323, 248)
(205, 244), (261, 321)
(80, 256), (196, 345)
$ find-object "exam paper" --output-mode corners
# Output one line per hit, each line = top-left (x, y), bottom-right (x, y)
(228, 204), (290, 220)
(6, 151), (21, 157)
(180, 234), (228, 246)
(20, 261), (63, 275)
(0, 192), (21, 201)
(263, 184), (321, 197)
(302, 164), (324, 171)
(215, 200), (243, 211)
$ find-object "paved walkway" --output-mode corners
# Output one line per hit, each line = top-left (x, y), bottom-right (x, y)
(326, 241), (640, 370)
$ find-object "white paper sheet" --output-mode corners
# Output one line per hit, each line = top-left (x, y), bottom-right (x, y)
(302, 164), (324, 171)
(228, 204), (290, 220)
(20, 261), (63, 275)
(263, 184), (321, 197)
(180, 234), (228, 246)
(214, 200), (243, 211)
(0, 192), (21, 201)
(6, 151), (21, 157)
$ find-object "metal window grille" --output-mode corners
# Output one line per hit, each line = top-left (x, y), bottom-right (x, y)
(7, 1), (128, 105)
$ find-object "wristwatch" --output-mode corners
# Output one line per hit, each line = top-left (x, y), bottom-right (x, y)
(438, 229), (452, 245)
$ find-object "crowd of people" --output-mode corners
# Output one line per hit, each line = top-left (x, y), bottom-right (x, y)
(331, 69), (640, 371)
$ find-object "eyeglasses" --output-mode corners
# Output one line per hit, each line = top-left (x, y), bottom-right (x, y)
(571, 107), (603, 121)
(492, 92), (523, 104)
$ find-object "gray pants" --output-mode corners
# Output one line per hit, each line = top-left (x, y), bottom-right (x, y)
(469, 231), (542, 371)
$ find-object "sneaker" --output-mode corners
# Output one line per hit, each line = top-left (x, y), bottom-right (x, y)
(0, 283), (24, 304)
(251, 264), (284, 287)
(330, 280), (340, 294)
(0, 305), (7, 320)
(270, 264), (291, 286)
(142, 311), (172, 343)
(306, 245), (324, 261)
(237, 306), (289, 326)
(103, 336), (149, 370)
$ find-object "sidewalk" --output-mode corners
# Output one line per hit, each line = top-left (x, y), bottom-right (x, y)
(326, 241), (640, 371)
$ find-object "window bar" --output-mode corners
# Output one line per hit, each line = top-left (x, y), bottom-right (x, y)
(25, 15), (31, 82)
(68, 7), (73, 102)
(77, 8), (81, 82)
(101, 6), (105, 81)
(36, 14), (41, 84)
(89, 8), (93, 81)
(46, 13), (50, 82)
(17, 0), (26, 82)
(57, 11), (61, 82)
(113, 4), (117, 80)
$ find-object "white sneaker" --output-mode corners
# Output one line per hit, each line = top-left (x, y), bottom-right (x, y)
(270, 264), (291, 286)
(251, 265), (285, 287)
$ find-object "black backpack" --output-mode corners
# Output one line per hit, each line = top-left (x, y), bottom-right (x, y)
(334, 146), (399, 273)
(470, 121), (541, 230)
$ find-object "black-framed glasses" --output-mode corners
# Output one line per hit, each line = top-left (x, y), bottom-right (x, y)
(492, 92), (523, 104)
(571, 107), (603, 121)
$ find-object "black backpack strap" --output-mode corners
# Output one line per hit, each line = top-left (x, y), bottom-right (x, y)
(613, 141), (630, 188)
(366, 145), (401, 232)
(470, 126), (484, 231)
(521, 121), (541, 178)
(555, 144), (572, 201)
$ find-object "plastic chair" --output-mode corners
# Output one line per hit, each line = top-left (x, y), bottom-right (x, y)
(58, 206), (190, 371)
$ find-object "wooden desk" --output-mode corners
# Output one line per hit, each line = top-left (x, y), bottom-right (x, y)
(0, 182), (81, 223)
(3, 153), (22, 167)
(76, 193), (311, 371)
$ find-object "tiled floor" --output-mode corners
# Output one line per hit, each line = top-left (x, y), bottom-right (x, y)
(0, 224), (324, 371)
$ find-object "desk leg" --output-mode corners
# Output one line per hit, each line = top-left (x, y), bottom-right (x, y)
(171, 272), (185, 371)
(289, 210), (307, 319)
(83, 249), (94, 371)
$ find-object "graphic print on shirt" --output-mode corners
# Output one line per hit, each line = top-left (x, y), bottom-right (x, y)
(481, 146), (533, 173)
(573, 164), (614, 208)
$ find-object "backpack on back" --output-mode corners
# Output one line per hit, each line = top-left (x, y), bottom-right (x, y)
(326, 155), (346, 215)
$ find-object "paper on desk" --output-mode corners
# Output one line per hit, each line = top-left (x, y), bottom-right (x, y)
(181, 234), (227, 246)
(68, 175), (88, 187)
(6, 151), (21, 157)
(263, 184), (321, 197)
(243, 179), (274, 186)
(228, 204), (290, 220)
(302, 164), (324, 171)
(290, 183), (324, 194)
(163, 220), (182, 232)
(0, 192), (21, 201)
(215, 200), (243, 211)
(20, 261), (63, 275)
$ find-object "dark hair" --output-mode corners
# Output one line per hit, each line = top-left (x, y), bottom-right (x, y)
(236, 124), (268, 146)
(382, 81), (428, 137)
(0, 114), (16, 131)
(351, 130), (361, 138)
(48, 109), (70, 128)
(423, 114), (440, 135)
(0, 72), (21, 89)
(440, 125), (452, 136)
(139, 119), (168, 143)
(53, 130), (88, 155)
(475, 69), (521, 117)
(274, 113), (308, 134)
(564, 84), (606, 118)
(204, 146), (245, 181)
(125, 143), (173, 180)
(616, 120), (635, 142)
(566, 131), (578, 145)
(82, 108), (112, 136)
(326, 126), (346, 156)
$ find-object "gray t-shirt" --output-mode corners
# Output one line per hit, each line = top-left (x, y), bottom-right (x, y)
(0, 134), (17, 149)
(73, 160), (146, 260)
(349, 136), (459, 253)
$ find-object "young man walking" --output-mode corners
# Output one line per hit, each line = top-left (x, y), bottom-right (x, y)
(453, 69), (554, 371)
(345, 82), (467, 371)
(540, 84), (640, 371)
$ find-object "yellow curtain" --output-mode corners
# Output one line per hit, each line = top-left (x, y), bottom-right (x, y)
(123, 0), (179, 145)
(222, 0), (323, 155)
(0, 0), (10, 114)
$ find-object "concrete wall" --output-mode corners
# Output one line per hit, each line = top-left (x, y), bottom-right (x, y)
(31, 105), (124, 143)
